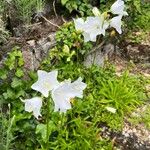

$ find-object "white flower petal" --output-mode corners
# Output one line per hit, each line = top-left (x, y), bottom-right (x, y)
(31, 70), (59, 97)
(74, 18), (85, 31)
(71, 77), (87, 97)
(110, 16), (122, 34)
(102, 21), (109, 36)
(52, 83), (72, 112)
(23, 97), (42, 119)
(83, 17), (104, 42)
(52, 78), (87, 112)
(25, 101), (33, 112)
(89, 33), (97, 42)
(106, 106), (116, 113)
(111, 0), (128, 16)
(83, 32), (91, 42)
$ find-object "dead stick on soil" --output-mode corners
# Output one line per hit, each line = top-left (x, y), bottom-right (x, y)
(62, 16), (67, 23)
(23, 22), (42, 28)
(53, 0), (58, 18)
(86, 41), (105, 56)
(41, 16), (61, 29)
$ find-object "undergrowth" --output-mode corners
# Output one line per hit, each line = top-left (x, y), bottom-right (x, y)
(0, 0), (149, 149)
(0, 48), (148, 149)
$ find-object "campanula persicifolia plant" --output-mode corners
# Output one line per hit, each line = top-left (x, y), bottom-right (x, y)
(21, 70), (87, 148)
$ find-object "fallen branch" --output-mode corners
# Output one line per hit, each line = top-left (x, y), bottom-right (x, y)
(41, 16), (61, 29)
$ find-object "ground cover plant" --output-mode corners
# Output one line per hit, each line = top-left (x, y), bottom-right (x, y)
(0, 0), (150, 150)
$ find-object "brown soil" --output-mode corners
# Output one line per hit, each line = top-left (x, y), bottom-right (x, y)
(0, 15), (64, 60)
(110, 33), (150, 75)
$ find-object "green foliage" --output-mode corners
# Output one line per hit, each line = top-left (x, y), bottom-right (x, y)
(0, 0), (149, 148)
(42, 62), (147, 131)
(126, 0), (150, 30)
(134, 4), (150, 31)
(61, 0), (92, 16)
(0, 48), (40, 149)
(0, 107), (16, 150)
(99, 72), (143, 116)
(0, 47), (36, 107)
(13, 0), (36, 24)
(36, 0), (45, 13)
(0, 47), (26, 104)
(42, 22), (93, 66)
(0, 0), (9, 17)
(0, 47), (147, 149)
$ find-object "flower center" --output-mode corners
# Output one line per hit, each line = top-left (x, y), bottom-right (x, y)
(44, 82), (51, 89)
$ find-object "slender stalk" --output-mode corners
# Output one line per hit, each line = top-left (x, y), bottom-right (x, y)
(0, 108), (5, 146)
(6, 115), (15, 150)
(46, 97), (50, 150)
(41, 15), (61, 29)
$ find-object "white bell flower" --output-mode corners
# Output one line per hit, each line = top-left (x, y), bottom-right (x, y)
(74, 15), (109, 42)
(31, 70), (59, 97)
(22, 97), (42, 119)
(106, 106), (116, 113)
(110, 0), (128, 16)
(74, 18), (85, 31)
(83, 16), (109, 42)
(52, 77), (87, 112)
(70, 77), (87, 98)
(82, 32), (91, 43)
(110, 15), (122, 34)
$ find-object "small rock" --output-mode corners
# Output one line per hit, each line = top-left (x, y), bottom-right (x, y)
(84, 43), (114, 67)
(41, 42), (53, 53)
(27, 40), (36, 47)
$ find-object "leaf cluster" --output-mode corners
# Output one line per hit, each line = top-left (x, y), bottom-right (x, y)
(126, 0), (150, 31)
(42, 22), (93, 66)
(61, 0), (92, 16)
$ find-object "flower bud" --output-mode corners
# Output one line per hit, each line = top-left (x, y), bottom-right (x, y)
(92, 7), (101, 16)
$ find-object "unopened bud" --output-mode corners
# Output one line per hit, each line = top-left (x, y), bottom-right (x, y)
(103, 12), (108, 19)
(92, 7), (101, 16)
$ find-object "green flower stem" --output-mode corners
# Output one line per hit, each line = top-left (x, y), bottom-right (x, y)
(6, 115), (16, 150)
(46, 97), (51, 150)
